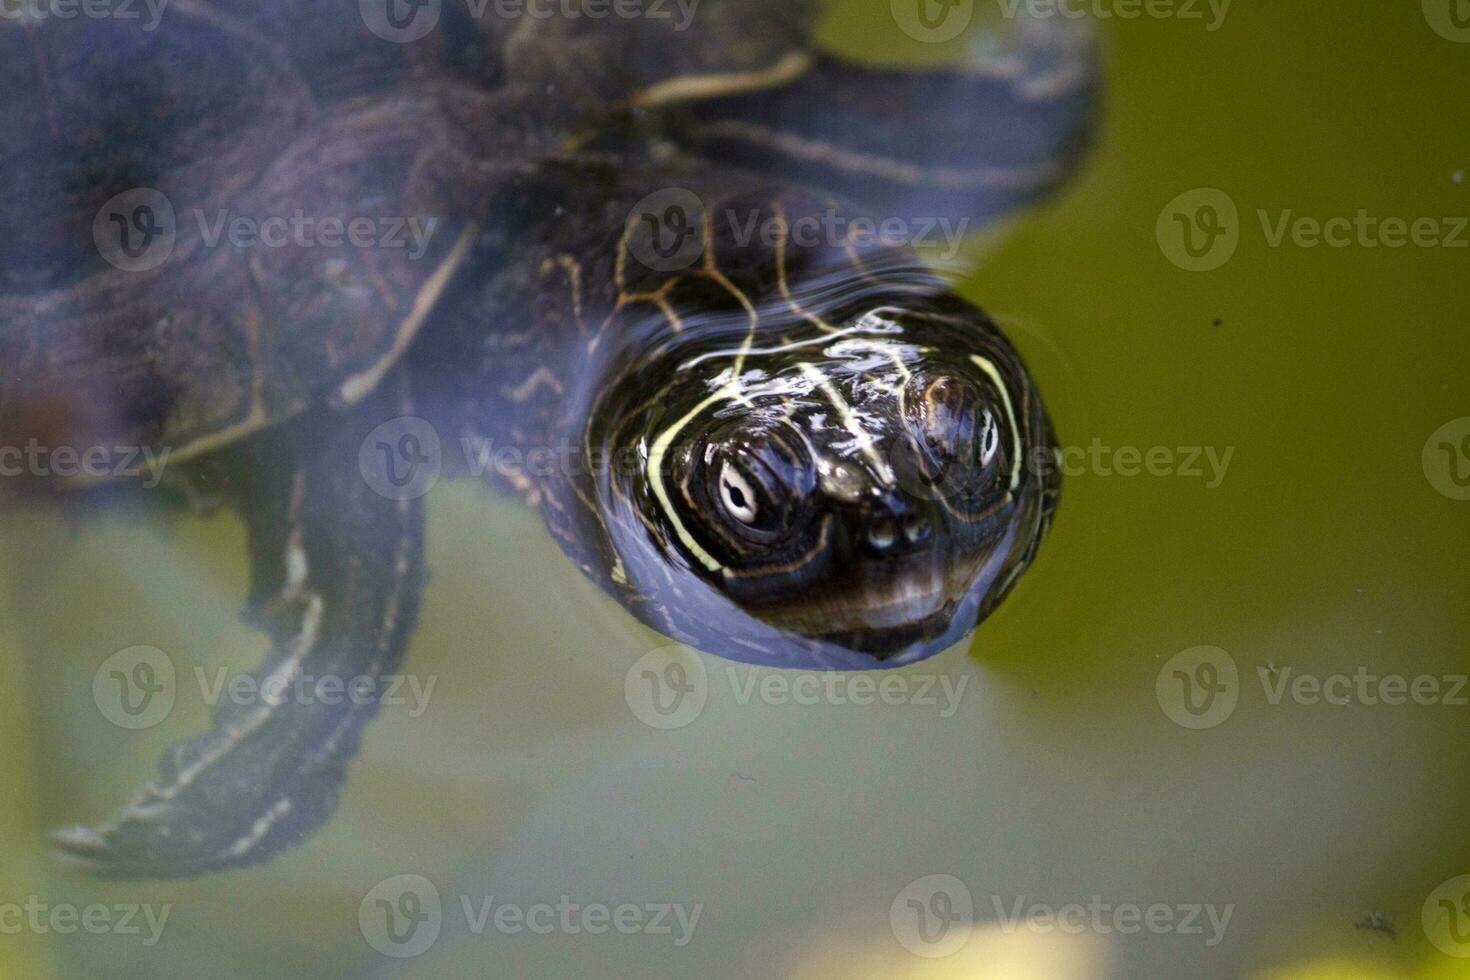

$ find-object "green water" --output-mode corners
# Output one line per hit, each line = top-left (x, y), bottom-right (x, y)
(3, 3), (1469, 979)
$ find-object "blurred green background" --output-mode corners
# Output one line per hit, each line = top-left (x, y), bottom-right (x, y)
(3, 2), (1469, 978)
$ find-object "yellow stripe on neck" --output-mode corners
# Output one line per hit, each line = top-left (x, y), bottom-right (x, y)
(629, 51), (815, 110)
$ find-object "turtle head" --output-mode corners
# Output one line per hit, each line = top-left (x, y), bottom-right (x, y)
(584, 293), (1060, 670)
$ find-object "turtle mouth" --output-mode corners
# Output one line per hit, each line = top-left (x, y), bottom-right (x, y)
(752, 568), (970, 657)
(812, 609), (964, 660)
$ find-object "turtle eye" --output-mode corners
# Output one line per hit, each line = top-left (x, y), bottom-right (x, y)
(978, 410), (1002, 469)
(913, 376), (980, 472)
(717, 462), (760, 526)
(896, 374), (1014, 510)
(702, 431), (814, 544)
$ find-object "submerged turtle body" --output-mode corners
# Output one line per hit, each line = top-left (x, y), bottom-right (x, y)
(1, 6), (468, 459)
(0, 0), (813, 462)
(2, 1), (1096, 876)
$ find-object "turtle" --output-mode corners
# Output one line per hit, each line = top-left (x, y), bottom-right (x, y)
(1, 0), (1096, 878)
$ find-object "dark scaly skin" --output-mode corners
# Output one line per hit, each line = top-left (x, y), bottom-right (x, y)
(16, 3), (1095, 876)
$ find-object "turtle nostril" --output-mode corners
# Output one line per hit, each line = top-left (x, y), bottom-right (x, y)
(868, 520), (898, 551)
(903, 517), (931, 544)
(865, 512), (933, 554)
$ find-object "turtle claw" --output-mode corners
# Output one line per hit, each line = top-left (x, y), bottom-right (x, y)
(48, 768), (329, 880)
(49, 826), (112, 871)
(51, 819), (201, 881)
(47, 687), (342, 878)
(49, 824), (172, 881)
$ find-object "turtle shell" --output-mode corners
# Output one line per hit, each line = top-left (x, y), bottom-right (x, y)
(0, 1), (828, 471)
(0, 5), (500, 468)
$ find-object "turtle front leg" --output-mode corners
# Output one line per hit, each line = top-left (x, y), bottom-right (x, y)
(51, 375), (425, 879)
(666, 15), (1097, 232)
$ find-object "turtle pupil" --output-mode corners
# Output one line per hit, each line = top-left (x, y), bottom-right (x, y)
(981, 414), (1000, 465)
(718, 464), (761, 525)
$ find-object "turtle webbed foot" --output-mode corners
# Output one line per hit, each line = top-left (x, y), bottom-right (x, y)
(51, 377), (426, 879)
(50, 653), (365, 879)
